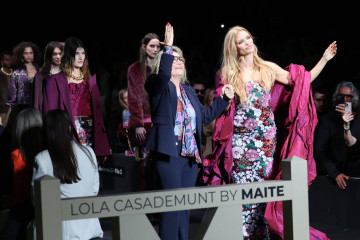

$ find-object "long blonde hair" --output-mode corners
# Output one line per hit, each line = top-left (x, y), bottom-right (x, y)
(222, 26), (275, 104)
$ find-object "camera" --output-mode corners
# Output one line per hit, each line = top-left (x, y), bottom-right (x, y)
(345, 102), (352, 113)
(335, 94), (345, 106)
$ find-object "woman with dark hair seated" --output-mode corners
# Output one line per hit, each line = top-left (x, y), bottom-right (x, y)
(31, 109), (103, 240)
(0, 106), (42, 240)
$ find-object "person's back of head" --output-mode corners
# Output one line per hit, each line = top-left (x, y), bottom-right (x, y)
(43, 109), (94, 184)
(13, 107), (43, 162)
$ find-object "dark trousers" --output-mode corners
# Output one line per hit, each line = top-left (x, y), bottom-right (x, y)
(155, 153), (198, 240)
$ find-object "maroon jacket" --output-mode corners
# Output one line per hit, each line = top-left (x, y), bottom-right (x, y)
(43, 72), (110, 157)
(127, 61), (152, 128)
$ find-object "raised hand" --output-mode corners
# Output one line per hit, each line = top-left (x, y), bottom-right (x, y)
(160, 22), (174, 47)
(323, 41), (337, 61)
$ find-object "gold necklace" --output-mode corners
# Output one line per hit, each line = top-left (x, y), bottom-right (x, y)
(71, 72), (84, 81)
(1, 67), (12, 76)
(49, 69), (61, 75)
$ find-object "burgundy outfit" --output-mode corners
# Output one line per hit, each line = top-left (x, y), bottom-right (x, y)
(69, 81), (92, 116)
(127, 61), (152, 128)
(42, 72), (110, 157)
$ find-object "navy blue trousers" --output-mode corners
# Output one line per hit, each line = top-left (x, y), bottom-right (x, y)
(155, 151), (198, 240)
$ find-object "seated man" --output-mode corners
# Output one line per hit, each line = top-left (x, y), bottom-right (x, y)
(312, 86), (330, 118)
(192, 80), (205, 104)
(341, 111), (360, 184)
(314, 81), (360, 189)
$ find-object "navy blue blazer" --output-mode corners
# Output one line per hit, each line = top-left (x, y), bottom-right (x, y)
(145, 53), (229, 159)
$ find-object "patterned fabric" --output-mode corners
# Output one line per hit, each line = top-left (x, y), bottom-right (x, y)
(69, 81), (93, 147)
(174, 85), (201, 163)
(7, 69), (34, 106)
(232, 80), (275, 239)
(74, 116), (93, 147)
(163, 46), (173, 55)
(122, 109), (130, 122)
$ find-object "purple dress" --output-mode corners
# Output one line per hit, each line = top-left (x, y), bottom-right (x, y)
(7, 69), (34, 106)
(69, 81), (93, 147)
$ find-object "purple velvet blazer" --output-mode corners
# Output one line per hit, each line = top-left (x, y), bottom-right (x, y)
(42, 72), (110, 157)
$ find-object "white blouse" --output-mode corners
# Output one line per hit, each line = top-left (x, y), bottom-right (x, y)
(31, 141), (103, 240)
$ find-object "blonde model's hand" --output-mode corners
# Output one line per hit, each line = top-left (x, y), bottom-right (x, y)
(323, 41), (337, 61)
(160, 22), (174, 46)
(221, 84), (235, 101)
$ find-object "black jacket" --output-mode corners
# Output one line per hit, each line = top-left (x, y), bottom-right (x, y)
(314, 110), (360, 179)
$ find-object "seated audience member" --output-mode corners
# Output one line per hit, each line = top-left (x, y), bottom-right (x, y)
(314, 81), (360, 189)
(191, 80), (205, 104)
(31, 109), (103, 240)
(341, 112), (360, 181)
(0, 105), (30, 200)
(107, 88), (129, 153)
(0, 107), (42, 240)
(312, 85), (330, 118)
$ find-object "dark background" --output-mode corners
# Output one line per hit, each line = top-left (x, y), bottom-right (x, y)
(2, 4), (360, 99)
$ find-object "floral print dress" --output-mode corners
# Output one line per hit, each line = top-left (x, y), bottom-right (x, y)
(232, 80), (276, 240)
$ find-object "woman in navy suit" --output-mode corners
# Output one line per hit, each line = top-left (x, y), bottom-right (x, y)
(145, 23), (235, 240)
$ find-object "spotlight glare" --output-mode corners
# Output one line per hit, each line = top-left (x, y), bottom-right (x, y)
(221, 24), (225, 28)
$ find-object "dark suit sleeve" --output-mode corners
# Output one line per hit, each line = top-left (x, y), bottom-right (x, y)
(145, 54), (173, 97)
(189, 86), (229, 124)
(314, 116), (341, 179)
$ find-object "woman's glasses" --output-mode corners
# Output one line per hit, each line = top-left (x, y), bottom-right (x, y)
(173, 56), (186, 64)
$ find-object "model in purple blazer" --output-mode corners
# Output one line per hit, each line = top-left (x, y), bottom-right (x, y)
(43, 72), (110, 157)
(42, 37), (110, 158)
